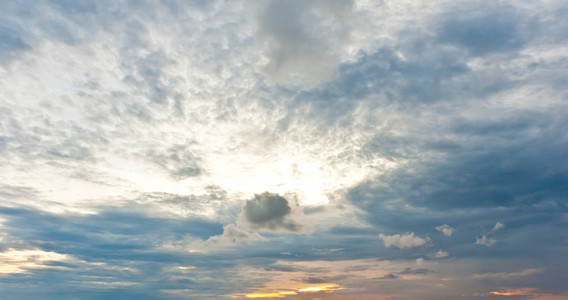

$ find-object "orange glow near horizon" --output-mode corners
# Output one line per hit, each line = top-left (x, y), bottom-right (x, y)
(245, 284), (340, 298)
(490, 288), (535, 296)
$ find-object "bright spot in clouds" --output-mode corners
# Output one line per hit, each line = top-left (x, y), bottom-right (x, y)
(246, 284), (340, 298)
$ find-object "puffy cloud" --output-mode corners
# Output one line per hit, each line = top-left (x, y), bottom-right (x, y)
(435, 250), (449, 258)
(493, 221), (505, 232)
(475, 235), (497, 247)
(378, 232), (430, 249)
(435, 224), (454, 237)
(242, 192), (302, 232)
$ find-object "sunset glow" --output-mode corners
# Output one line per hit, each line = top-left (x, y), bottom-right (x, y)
(246, 285), (341, 298)
(490, 288), (535, 296)
(298, 285), (340, 292)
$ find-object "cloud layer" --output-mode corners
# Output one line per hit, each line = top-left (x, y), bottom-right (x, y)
(0, 0), (567, 299)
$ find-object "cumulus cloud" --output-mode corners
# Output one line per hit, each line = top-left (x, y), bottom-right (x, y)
(241, 192), (302, 232)
(435, 250), (449, 258)
(435, 224), (454, 237)
(493, 222), (505, 232)
(378, 232), (431, 249)
(475, 235), (497, 247)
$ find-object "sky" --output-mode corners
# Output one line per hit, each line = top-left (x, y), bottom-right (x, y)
(0, 0), (567, 299)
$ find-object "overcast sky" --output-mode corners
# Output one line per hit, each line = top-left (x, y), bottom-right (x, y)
(1, 0), (567, 299)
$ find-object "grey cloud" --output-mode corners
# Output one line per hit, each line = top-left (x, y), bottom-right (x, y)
(380, 273), (398, 279)
(299, 276), (342, 284)
(437, 7), (526, 56)
(208, 224), (266, 244)
(145, 144), (202, 179)
(399, 267), (432, 275)
(242, 192), (302, 232)
(254, 0), (354, 86)
(0, 185), (38, 200)
(0, 27), (31, 64)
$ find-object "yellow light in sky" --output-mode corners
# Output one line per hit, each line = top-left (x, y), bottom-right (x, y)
(245, 284), (340, 298)
(246, 294), (281, 298)
(246, 291), (297, 298)
(298, 284), (338, 292)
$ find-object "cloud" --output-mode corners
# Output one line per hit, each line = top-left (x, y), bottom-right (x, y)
(145, 144), (202, 179)
(253, 0), (355, 86)
(241, 192), (302, 232)
(436, 7), (526, 56)
(1, 0), (567, 298)
(493, 221), (505, 232)
(0, 249), (72, 274)
(475, 235), (497, 247)
(378, 232), (431, 249)
(435, 250), (449, 258)
(474, 268), (543, 279)
(0, 27), (31, 65)
(399, 267), (432, 275)
(207, 224), (267, 244)
(435, 224), (454, 237)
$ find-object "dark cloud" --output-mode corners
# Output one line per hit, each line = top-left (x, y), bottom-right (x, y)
(242, 192), (302, 232)
(399, 267), (432, 275)
(437, 7), (526, 56)
(0, 207), (224, 253)
(0, 27), (31, 64)
(381, 273), (398, 279)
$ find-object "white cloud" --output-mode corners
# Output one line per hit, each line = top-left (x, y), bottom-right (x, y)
(435, 224), (454, 236)
(0, 249), (72, 274)
(378, 232), (430, 249)
(475, 235), (497, 247)
(493, 222), (504, 232)
(435, 250), (449, 258)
